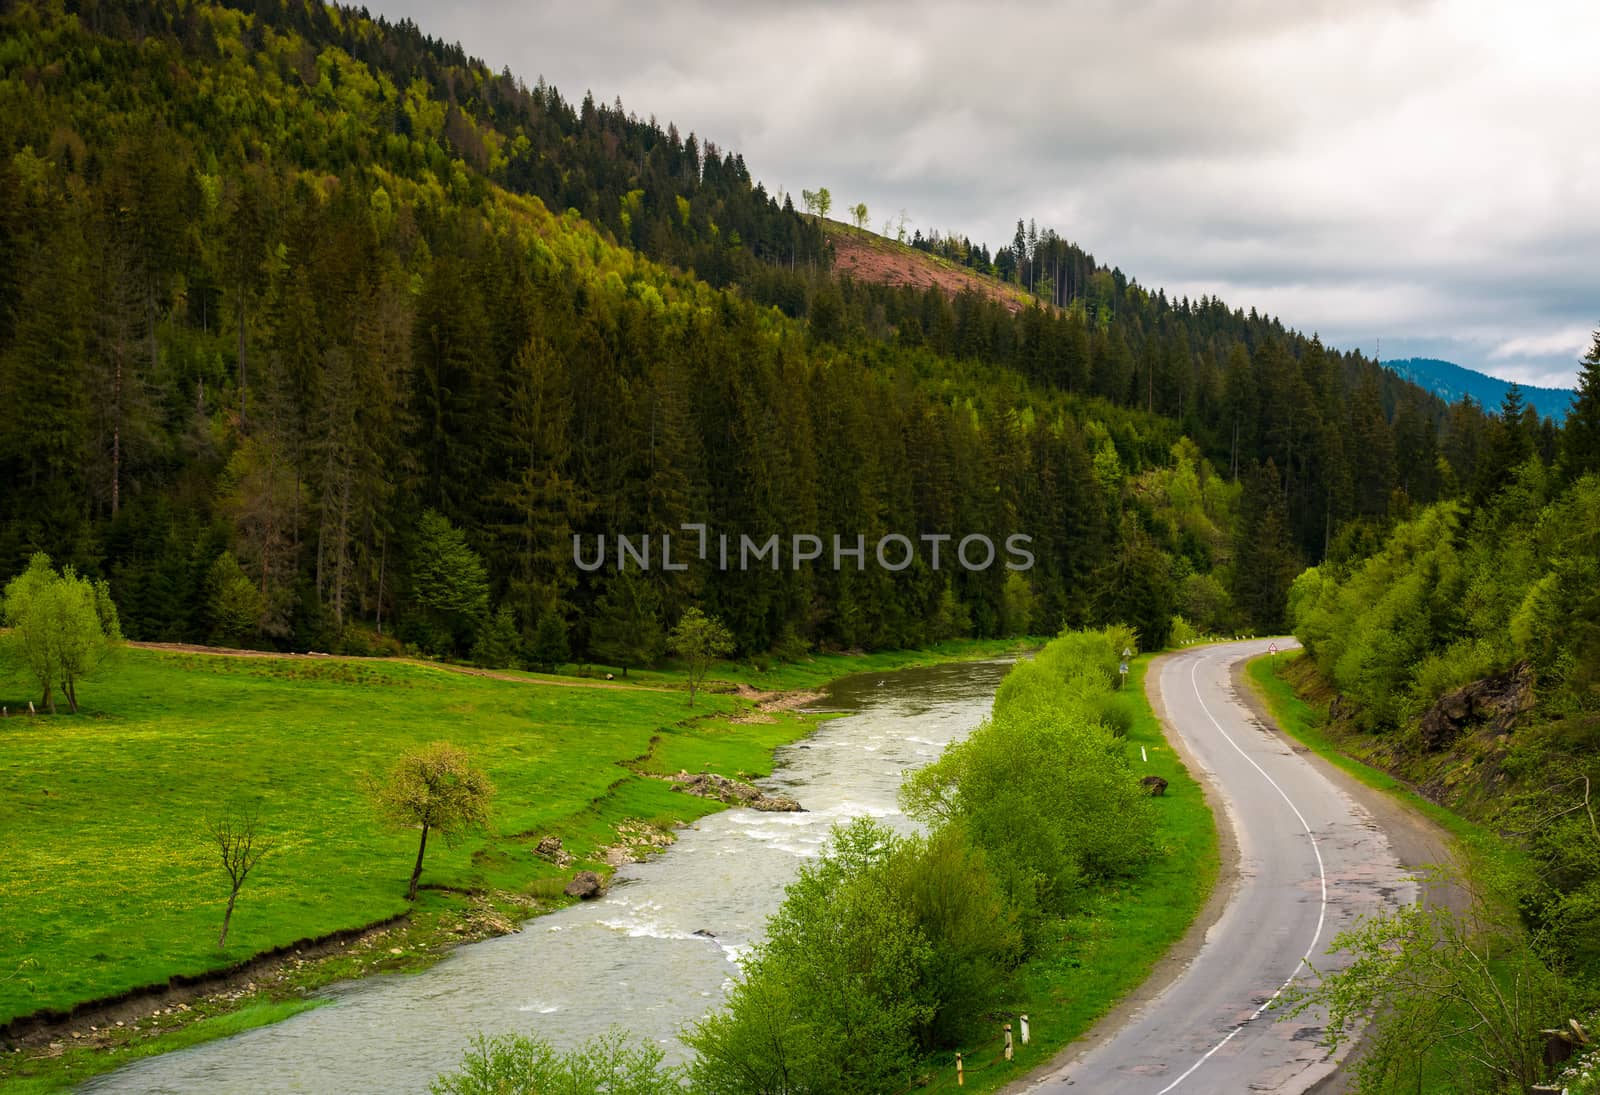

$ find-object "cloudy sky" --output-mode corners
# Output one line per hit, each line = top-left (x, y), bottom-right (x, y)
(369, 0), (1597, 388)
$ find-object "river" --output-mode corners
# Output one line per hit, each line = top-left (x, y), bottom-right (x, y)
(84, 657), (1013, 1094)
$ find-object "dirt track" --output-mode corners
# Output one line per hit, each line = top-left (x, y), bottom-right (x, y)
(128, 641), (677, 692)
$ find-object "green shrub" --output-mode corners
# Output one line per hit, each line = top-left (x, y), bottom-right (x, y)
(431, 1029), (684, 1094)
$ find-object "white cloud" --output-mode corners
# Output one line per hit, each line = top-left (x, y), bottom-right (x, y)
(368, 0), (1600, 388)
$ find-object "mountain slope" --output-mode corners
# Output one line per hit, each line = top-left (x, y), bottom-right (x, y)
(1385, 357), (1575, 421)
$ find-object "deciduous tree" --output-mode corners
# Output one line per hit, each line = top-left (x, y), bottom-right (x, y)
(2, 553), (122, 714)
(368, 741), (494, 901)
(667, 606), (733, 707)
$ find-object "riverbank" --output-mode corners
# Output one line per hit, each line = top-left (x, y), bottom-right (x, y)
(0, 638), (1033, 1092)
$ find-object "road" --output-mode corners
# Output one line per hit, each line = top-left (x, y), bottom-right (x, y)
(1020, 638), (1416, 1094)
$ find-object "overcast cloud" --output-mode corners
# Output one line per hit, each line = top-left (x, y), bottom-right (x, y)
(367, 0), (1598, 388)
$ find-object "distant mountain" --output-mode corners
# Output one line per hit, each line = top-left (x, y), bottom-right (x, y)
(1384, 357), (1576, 422)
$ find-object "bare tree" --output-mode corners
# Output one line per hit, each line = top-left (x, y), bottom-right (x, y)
(207, 806), (276, 947)
(894, 209), (912, 243)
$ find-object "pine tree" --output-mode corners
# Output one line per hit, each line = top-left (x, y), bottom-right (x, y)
(1231, 460), (1301, 632)
(588, 571), (664, 677)
(1561, 331), (1600, 479)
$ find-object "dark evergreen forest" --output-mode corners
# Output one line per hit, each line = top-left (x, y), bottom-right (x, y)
(0, 0), (1563, 666)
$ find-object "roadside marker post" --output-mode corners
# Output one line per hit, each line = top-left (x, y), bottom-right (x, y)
(1020, 1013), (1030, 1045)
(956, 1052), (964, 1086)
(1004, 1022), (1013, 1061)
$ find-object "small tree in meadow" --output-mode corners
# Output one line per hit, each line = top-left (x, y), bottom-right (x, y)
(668, 607), (733, 707)
(2, 552), (122, 713)
(368, 742), (494, 900)
(207, 805), (275, 947)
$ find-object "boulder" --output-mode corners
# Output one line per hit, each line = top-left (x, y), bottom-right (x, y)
(563, 871), (603, 900)
(666, 770), (803, 812)
(1418, 661), (1535, 752)
(535, 835), (573, 868)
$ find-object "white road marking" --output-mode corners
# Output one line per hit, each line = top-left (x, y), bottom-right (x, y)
(1154, 649), (1329, 1095)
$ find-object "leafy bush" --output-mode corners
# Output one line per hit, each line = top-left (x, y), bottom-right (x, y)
(687, 819), (934, 1095)
(431, 1029), (684, 1095)
(905, 627), (1155, 916)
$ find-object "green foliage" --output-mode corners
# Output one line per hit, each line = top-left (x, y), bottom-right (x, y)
(998, 571), (1037, 637)
(588, 572), (663, 676)
(367, 741), (494, 900)
(530, 607), (571, 673)
(668, 607), (734, 707)
(431, 1029), (685, 1095)
(406, 511), (490, 657)
(691, 629), (1168, 1093)
(688, 819), (935, 1095)
(886, 824), (1024, 1048)
(906, 629), (1155, 916)
(2, 552), (122, 714)
(1285, 865), (1576, 1094)
(1562, 332), (1600, 480)
(1292, 474), (1600, 726)
(203, 551), (262, 648)
(469, 605), (522, 670)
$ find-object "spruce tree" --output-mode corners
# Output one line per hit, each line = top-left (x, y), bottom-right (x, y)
(1562, 331), (1600, 479)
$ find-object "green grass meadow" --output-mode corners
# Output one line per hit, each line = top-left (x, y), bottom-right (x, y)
(0, 650), (739, 1026)
(0, 637), (1034, 1031)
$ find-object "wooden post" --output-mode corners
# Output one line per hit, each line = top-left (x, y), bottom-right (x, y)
(1020, 1013), (1030, 1045)
(956, 1052), (964, 1086)
(1004, 1022), (1013, 1061)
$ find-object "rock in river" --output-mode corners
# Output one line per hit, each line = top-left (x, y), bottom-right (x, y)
(563, 871), (604, 900)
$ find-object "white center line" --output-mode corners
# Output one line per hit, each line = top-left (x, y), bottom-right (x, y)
(1154, 647), (1329, 1095)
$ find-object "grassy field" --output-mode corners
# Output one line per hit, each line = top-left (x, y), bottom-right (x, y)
(919, 653), (1221, 1092)
(0, 637), (1032, 1088)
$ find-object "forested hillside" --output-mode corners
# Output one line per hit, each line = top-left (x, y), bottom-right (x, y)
(1286, 337), (1600, 1082)
(0, 0), (1527, 663)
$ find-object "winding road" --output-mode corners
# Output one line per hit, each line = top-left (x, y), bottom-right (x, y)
(1020, 638), (1417, 1094)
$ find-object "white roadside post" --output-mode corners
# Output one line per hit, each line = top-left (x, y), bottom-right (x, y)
(956, 1052), (964, 1086)
(1020, 1013), (1030, 1045)
(1004, 1021), (1013, 1060)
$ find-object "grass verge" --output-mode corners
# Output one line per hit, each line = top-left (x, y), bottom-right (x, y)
(1, 999), (321, 1095)
(917, 654), (1220, 1092)
(1243, 652), (1498, 851)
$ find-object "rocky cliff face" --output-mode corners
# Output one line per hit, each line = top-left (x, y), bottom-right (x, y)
(1418, 661), (1535, 752)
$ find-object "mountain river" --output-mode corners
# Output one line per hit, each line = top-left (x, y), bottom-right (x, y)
(84, 657), (1013, 1093)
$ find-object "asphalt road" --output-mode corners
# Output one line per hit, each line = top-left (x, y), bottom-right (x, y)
(1021, 638), (1416, 1094)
